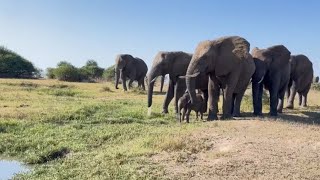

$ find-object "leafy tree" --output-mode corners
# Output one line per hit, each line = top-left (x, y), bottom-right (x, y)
(80, 60), (104, 80)
(103, 65), (115, 81)
(0, 46), (37, 78)
(53, 61), (81, 82)
(46, 68), (56, 79)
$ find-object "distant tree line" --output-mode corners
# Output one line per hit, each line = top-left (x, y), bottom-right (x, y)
(46, 60), (115, 82)
(0, 46), (41, 78)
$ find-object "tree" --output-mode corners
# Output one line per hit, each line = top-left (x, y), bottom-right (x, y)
(80, 60), (104, 80)
(103, 65), (115, 81)
(53, 61), (81, 82)
(0, 46), (37, 78)
(46, 68), (56, 79)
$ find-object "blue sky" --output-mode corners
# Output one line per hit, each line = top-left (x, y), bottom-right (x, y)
(0, 0), (319, 75)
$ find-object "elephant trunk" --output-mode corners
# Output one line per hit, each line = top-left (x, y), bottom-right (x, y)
(115, 66), (120, 89)
(147, 70), (158, 108)
(160, 76), (165, 93)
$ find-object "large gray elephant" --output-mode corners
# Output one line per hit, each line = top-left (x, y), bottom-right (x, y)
(147, 51), (208, 115)
(185, 36), (254, 120)
(286, 54), (313, 109)
(251, 45), (291, 116)
(313, 76), (319, 83)
(115, 54), (148, 91)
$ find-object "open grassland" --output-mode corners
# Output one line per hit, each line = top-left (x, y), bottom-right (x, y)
(0, 79), (320, 179)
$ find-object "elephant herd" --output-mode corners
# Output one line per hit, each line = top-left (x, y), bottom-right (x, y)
(114, 36), (315, 122)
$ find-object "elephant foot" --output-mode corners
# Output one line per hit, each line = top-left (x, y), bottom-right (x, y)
(221, 115), (232, 120)
(269, 111), (278, 117)
(253, 112), (263, 117)
(162, 109), (169, 114)
(232, 112), (241, 117)
(207, 113), (218, 121)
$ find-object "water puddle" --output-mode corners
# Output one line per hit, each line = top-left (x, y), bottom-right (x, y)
(0, 160), (29, 180)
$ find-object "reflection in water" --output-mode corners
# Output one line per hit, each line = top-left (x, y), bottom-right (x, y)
(0, 160), (29, 180)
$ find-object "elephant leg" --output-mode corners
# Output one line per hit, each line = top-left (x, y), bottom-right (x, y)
(298, 93), (302, 106)
(174, 79), (187, 117)
(208, 76), (219, 120)
(233, 91), (245, 117)
(122, 75), (127, 91)
(222, 72), (239, 119)
(141, 79), (146, 91)
(301, 83), (311, 107)
(180, 108), (184, 123)
(252, 82), (263, 116)
(277, 86), (287, 113)
(286, 81), (297, 109)
(269, 77), (281, 116)
(196, 111), (199, 120)
(162, 80), (174, 114)
(231, 93), (236, 116)
(186, 108), (191, 123)
(202, 89), (209, 113)
(200, 112), (203, 120)
(128, 79), (134, 89)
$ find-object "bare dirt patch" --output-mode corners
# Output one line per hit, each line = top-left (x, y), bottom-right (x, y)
(150, 120), (320, 179)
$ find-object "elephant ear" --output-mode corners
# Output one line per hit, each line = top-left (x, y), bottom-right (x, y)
(264, 45), (291, 67)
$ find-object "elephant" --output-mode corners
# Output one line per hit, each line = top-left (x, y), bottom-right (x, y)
(313, 76), (319, 83)
(185, 36), (255, 120)
(115, 54), (148, 91)
(178, 92), (206, 123)
(251, 45), (291, 116)
(159, 76), (165, 93)
(147, 51), (209, 116)
(286, 54), (313, 109)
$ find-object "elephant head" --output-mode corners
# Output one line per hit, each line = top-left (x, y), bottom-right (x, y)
(147, 51), (191, 109)
(185, 36), (250, 105)
(114, 54), (132, 89)
(251, 45), (291, 86)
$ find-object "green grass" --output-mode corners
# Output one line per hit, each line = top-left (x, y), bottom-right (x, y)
(0, 79), (195, 179)
(1, 79), (320, 179)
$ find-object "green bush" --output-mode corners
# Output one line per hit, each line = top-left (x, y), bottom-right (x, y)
(0, 46), (38, 78)
(53, 62), (82, 82)
(103, 65), (115, 81)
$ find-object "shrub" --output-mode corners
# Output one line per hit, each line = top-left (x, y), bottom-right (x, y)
(53, 62), (82, 82)
(103, 65), (115, 81)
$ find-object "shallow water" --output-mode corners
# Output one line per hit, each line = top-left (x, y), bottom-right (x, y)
(0, 160), (29, 180)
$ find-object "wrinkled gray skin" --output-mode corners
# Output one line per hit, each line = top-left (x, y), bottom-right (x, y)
(147, 51), (208, 115)
(286, 55), (313, 109)
(115, 54), (148, 91)
(251, 45), (291, 116)
(185, 36), (254, 120)
(178, 92), (206, 123)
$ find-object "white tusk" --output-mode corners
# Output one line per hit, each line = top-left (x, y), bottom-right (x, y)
(258, 76), (264, 84)
(150, 77), (157, 83)
(184, 72), (200, 78)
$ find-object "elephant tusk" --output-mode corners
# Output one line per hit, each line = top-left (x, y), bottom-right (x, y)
(150, 77), (157, 83)
(183, 72), (200, 78)
(179, 76), (186, 79)
(258, 76), (264, 84)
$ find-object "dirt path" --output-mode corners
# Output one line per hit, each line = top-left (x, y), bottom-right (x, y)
(150, 116), (320, 179)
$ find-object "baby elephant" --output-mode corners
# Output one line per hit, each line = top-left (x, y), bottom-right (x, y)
(178, 92), (206, 123)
